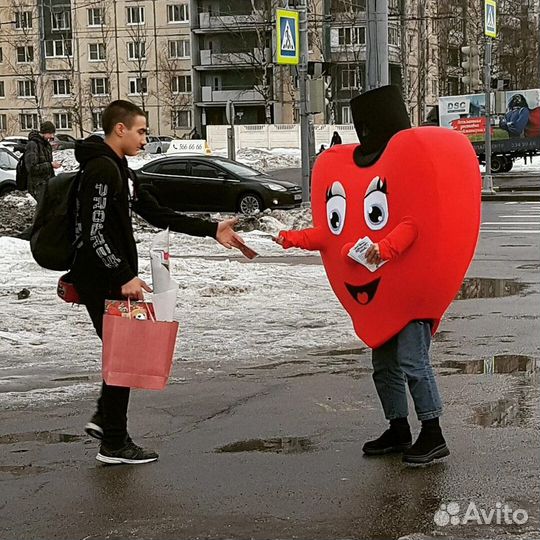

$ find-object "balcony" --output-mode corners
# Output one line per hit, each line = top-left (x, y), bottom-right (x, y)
(201, 86), (263, 103)
(199, 48), (270, 67)
(198, 11), (264, 31)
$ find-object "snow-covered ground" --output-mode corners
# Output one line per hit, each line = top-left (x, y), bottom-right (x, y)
(0, 203), (357, 409)
(53, 146), (540, 176)
(54, 147), (301, 173)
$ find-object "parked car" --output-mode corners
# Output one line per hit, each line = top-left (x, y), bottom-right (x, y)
(0, 136), (28, 153)
(135, 155), (303, 215)
(0, 146), (19, 196)
(51, 133), (77, 150)
(145, 136), (171, 154)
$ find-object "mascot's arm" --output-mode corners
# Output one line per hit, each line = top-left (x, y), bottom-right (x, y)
(378, 217), (418, 261)
(278, 228), (325, 251)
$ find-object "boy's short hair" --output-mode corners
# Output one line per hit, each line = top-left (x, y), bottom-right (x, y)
(102, 100), (146, 135)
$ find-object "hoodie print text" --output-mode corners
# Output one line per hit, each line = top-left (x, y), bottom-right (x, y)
(90, 183), (123, 268)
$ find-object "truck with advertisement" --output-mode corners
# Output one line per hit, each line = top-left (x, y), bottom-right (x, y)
(438, 89), (540, 172)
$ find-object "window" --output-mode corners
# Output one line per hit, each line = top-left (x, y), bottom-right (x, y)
(51, 11), (70, 31)
(0, 81), (4, 98)
(87, 8), (105, 26)
(338, 27), (365, 46)
(19, 113), (39, 130)
(128, 77), (148, 95)
(156, 160), (189, 175)
(341, 105), (352, 124)
(91, 77), (109, 96)
(53, 79), (70, 96)
(17, 46), (33, 63)
(89, 43), (106, 61)
(341, 69), (358, 89)
(45, 40), (72, 58)
(191, 162), (219, 178)
(171, 109), (191, 128)
(126, 6), (145, 25)
(388, 26), (399, 46)
(53, 112), (72, 130)
(167, 4), (189, 23)
(431, 78), (437, 96)
(92, 110), (103, 130)
(15, 11), (32, 29)
(171, 75), (191, 94)
(0, 115), (7, 131)
(448, 47), (460, 67)
(128, 41), (146, 60)
(168, 39), (190, 59)
(0, 48), (3, 63)
(18, 80), (35, 97)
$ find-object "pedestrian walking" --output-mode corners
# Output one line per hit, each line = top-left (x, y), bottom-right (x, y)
(191, 128), (201, 140)
(71, 100), (244, 465)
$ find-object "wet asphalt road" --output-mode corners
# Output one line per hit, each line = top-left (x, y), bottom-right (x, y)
(0, 200), (539, 540)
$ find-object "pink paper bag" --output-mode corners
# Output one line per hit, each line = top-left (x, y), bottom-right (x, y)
(102, 301), (179, 390)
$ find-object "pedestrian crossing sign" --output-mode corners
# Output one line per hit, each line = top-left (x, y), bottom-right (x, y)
(276, 9), (299, 65)
(484, 0), (497, 37)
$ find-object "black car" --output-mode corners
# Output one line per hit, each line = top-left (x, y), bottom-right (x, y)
(135, 155), (303, 215)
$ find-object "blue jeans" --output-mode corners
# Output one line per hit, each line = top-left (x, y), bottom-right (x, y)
(371, 320), (443, 421)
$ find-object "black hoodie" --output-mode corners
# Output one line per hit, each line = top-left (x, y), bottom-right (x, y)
(71, 136), (218, 294)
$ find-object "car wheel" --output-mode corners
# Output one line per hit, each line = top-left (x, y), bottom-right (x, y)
(491, 155), (505, 174)
(238, 193), (263, 215)
(503, 158), (513, 172)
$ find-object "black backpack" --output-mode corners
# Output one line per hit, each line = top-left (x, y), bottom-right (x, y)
(15, 155), (28, 191)
(30, 170), (81, 270)
(29, 156), (121, 271)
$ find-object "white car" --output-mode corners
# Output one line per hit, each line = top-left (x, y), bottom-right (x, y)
(0, 136), (28, 153)
(144, 136), (172, 154)
(0, 146), (18, 196)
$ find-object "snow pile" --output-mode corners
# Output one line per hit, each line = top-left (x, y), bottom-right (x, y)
(0, 193), (35, 237)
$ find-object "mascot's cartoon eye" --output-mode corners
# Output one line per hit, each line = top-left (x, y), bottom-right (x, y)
(364, 176), (389, 231)
(326, 181), (346, 235)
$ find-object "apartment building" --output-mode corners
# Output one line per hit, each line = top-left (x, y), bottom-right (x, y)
(0, 0), (537, 137)
(0, 0), (194, 137)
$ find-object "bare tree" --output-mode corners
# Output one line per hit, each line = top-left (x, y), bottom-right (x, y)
(83, 0), (117, 133)
(6, 0), (46, 124)
(201, 0), (279, 123)
(156, 46), (192, 136)
(123, 3), (152, 116)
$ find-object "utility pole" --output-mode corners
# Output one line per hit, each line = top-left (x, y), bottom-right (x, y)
(298, 2), (311, 203)
(483, 0), (497, 194)
(483, 38), (494, 193)
(365, 0), (389, 91)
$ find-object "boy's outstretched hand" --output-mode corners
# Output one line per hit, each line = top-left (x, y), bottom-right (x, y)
(216, 217), (245, 249)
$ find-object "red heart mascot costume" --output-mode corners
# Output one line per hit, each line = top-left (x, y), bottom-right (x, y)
(277, 86), (481, 464)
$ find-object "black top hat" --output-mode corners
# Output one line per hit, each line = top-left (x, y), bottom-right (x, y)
(351, 85), (411, 167)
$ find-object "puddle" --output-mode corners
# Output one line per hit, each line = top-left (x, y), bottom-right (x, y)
(0, 465), (50, 476)
(0, 431), (82, 444)
(472, 393), (536, 428)
(215, 437), (313, 454)
(456, 278), (528, 299)
(439, 354), (539, 375)
(309, 348), (365, 357)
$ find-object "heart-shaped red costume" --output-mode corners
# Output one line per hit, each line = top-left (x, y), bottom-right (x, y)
(280, 127), (481, 348)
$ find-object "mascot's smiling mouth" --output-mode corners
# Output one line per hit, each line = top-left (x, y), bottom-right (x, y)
(346, 278), (381, 305)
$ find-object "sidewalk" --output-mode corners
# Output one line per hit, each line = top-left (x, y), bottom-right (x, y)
(482, 173), (540, 201)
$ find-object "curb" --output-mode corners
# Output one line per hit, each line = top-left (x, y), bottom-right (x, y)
(482, 192), (540, 202)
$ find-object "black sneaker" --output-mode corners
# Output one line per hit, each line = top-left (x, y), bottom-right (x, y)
(363, 426), (412, 456)
(96, 441), (159, 465)
(403, 427), (449, 464)
(84, 413), (103, 440)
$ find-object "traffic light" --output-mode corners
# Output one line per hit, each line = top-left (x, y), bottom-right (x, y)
(461, 45), (482, 92)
